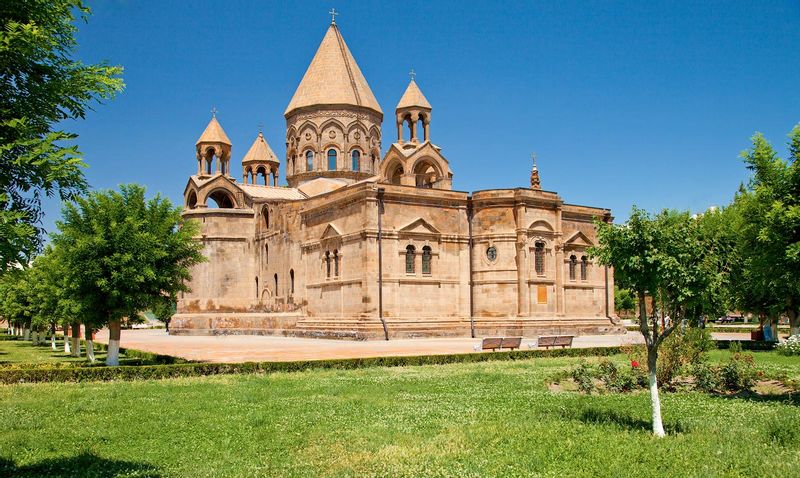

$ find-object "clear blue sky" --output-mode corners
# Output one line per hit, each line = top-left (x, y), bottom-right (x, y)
(44, 0), (799, 232)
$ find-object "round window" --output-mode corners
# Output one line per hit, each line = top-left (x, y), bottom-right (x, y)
(486, 246), (497, 262)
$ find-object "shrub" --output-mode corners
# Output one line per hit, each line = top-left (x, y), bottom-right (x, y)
(571, 361), (595, 394)
(692, 362), (720, 392)
(720, 353), (757, 392)
(656, 327), (713, 388)
(729, 341), (743, 354)
(776, 335), (800, 356)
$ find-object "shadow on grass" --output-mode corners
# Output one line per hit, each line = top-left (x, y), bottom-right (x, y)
(714, 390), (800, 406)
(559, 406), (690, 435)
(0, 452), (161, 477)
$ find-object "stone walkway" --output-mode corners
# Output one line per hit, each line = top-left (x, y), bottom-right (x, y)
(93, 329), (752, 363)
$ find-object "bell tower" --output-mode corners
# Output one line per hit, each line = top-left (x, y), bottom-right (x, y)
(242, 130), (281, 186)
(196, 110), (232, 178)
(395, 72), (432, 144)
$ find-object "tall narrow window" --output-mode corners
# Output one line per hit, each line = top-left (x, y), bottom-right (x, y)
(333, 250), (340, 277)
(422, 246), (432, 275)
(255, 277), (259, 299)
(371, 155), (376, 172)
(221, 159), (227, 175)
(274, 274), (278, 295)
(290, 269), (295, 294)
(569, 255), (577, 281)
(206, 152), (214, 175)
(265, 244), (269, 264)
(263, 207), (269, 228)
(327, 149), (337, 171)
(351, 150), (360, 171)
(325, 251), (331, 278)
(534, 241), (545, 275)
(306, 150), (314, 172)
(580, 256), (588, 281)
(405, 245), (416, 274)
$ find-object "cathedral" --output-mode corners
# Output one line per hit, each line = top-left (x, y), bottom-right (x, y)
(171, 19), (621, 339)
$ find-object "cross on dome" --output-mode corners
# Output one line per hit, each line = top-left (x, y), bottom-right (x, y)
(329, 8), (338, 24)
(211, 106), (217, 118)
(409, 68), (416, 81)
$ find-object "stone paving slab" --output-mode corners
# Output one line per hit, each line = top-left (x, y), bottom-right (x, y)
(92, 329), (751, 364)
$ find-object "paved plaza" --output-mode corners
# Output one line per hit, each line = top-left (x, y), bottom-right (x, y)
(92, 328), (751, 363)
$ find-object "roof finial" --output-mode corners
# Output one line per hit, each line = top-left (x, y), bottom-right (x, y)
(530, 152), (541, 190)
(211, 106), (217, 118)
(409, 68), (416, 81)
(258, 122), (264, 134)
(531, 152), (537, 171)
(329, 7), (338, 24)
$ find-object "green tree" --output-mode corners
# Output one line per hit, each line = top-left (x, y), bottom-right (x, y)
(150, 295), (177, 333)
(614, 286), (636, 318)
(53, 184), (204, 365)
(591, 207), (724, 437)
(731, 128), (800, 336)
(0, 0), (124, 270)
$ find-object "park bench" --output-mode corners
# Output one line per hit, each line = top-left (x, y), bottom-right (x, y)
(480, 336), (523, 351)
(537, 335), (574, 349)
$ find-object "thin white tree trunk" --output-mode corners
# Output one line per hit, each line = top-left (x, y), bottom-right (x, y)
(106, 319), (121, 366)
(648, 351), (665, 438)
(64, 334), (71, 354)
(71, 337), (81, 357)
(86, 340), (96, 363)
(51, 333), (57, 351)
(23, 328), (30, 341)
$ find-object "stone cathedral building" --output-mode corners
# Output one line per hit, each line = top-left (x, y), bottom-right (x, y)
(172, 20), (621, 339)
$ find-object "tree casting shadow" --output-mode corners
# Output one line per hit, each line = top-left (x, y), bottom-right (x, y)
(0, 452), (161, 478)
(560, 406), (690, 435)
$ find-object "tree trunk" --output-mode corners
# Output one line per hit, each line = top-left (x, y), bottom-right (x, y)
(70, 323), (81, 357)
(85, 324), (96, 363)
(23, 328), (30, 341)
(64, 327), (71, 354)
(31, 331), (37, 345)
(51, 333), (57, 351)
(648, 347), (666, 437)
(788, 309), (799, 337)
(106, 320), (121, 366)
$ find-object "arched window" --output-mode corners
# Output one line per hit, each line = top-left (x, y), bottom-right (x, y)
(422, 246), (432, 275)
(333, 249), (340, 277)
(255, 277), (259, 299)
(265, 244), (269, 264)
(290, 269), (295, 294)
(351, 150), (360, 171)
(405, 245), (416, 274)
(327, 149), (337, 171)
(325, 251), (331, 278)
(220, 159), (227, 176)
(263, 207), (269, 228)
(187, 191), (197, 209)
(390, 165), (404, 185)
(534, 241), (545, 275)
(274, 274), (278, 295)
(206, 150), (215, 175)
(569, 255), (577, 281)
(306, 150), (314, 172)
(581, 256), (588, 281)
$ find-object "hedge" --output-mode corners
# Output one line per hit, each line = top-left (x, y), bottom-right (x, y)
(0, 346), (632, 385)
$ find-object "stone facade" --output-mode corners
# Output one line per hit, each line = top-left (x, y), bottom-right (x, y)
(172, 21), (621, 339)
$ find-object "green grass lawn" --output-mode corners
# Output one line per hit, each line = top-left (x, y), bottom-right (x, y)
(0, 336), (137, 367)
(1, 351), (799, 477)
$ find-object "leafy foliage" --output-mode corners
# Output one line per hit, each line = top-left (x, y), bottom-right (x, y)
(0, 0), (124, 269)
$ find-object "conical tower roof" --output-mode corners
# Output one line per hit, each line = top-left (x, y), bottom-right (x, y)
(396, 79), (431, 110)
(242, 131), (279, 164)
(196, 116), (231, 146)
(284, 24), (382, 116)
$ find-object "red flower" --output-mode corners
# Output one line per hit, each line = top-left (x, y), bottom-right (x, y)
(631, 360), (640, 368)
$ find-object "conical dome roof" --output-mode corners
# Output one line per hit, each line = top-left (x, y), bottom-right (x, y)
(196, 116), (231, 146)
(396, 79), (431, 110)
(242, 131), (279, 164)
(284, 24), (382, 116)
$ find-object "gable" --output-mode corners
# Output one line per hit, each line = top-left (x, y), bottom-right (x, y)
(320, 223), (342, 240)
(564, 230), (593, 247)
(398, 218), (441, 236)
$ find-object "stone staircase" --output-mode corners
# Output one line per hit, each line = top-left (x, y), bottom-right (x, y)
(292, 316), (624, 340)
